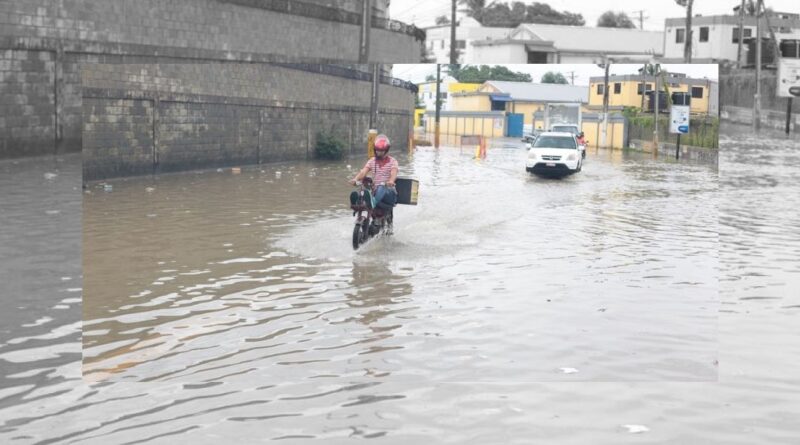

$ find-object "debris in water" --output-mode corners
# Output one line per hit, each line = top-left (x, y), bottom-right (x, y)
(145, 187), (155, 193)
(231, 167), (241, 174)
(45, 210), (60, 215)
(622, 425), (649, 434)
(103, 184), (113, 192)
(44, 172), (58, 180)
(559, 367), (579, 374)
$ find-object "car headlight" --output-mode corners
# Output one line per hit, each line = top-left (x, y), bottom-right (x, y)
(566, 153), (577, 161)
(528, 151), (537, 159)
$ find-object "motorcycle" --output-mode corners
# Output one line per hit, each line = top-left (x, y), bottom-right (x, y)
(351, 177), (394, 250)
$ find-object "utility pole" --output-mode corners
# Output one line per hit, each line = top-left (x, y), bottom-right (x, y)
(654, 65), (660, 152)
(369, 64), (379, 130)
(449, 0), (457, 64)
(684, 0), (693, 63)
(640, 63), (647, 111)
(359, 0), (371, 63)
(754, 0), (762, 130)
(601, 60), (610, 148)
(631, 10), (647, 29)
(565, 71), (576, 85)
(435, 64), (441, 148)
(737, 0), (746, 68)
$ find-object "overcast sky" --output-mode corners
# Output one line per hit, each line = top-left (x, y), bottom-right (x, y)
(390, 0), (799, 30)
(392, 64), (719, 84)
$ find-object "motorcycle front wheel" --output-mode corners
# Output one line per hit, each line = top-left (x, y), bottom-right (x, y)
(352, 224), (363, 250)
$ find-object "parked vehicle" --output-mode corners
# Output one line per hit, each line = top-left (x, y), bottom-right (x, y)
(525, 132), (582, 177)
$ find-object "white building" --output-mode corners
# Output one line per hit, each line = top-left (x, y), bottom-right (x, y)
(423, 16), (512, 63)
(467, 24), (664, 64)
(662, 13), (800, 62)
(416, 75), (458, 111)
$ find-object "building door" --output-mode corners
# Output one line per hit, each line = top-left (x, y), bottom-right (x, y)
(506, 113), (524, 137)
(527, 51), (548, 63)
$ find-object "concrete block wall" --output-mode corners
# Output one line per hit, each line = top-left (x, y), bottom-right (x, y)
(0, 49), (55, 156)
(82, 98), (154, 178)
(0, 0), (422, 158)
(82, 63), (414, 181)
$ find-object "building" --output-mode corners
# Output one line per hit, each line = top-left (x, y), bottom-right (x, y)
(423, 16), (513, 63)
(662, 13), (800, 62)
(467, 24), (663, 64)
(416, 76), (482, 111)
(450, 81), (589, 128)
(587, 73), (719, 115)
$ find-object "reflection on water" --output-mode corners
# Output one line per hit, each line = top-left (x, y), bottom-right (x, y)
(6, 123), (798, 443)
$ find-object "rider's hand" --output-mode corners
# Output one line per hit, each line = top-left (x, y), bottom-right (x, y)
(349, 178), (357, 185)
(387, 181), (395, 188)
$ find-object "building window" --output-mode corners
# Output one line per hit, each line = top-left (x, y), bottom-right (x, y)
(699, 27), (709, 42)
(491, 100), (506, 111)
(691, 87), (703, 98)
(732, 27), (752, 43)
(441, 40), (445, 49)
(596, 84), (604, 95)
(439, 92), (447, 99)
(637, 83), (654, 95)
(676, 28), (685, 43)
(456, 40), (466, 49)
(613, 83), (621, 94)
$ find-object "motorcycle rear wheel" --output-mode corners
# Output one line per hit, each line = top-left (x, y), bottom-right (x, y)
(352, 224), (363, 250)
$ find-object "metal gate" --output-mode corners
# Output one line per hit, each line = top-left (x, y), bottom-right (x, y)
(506, 113), (523, 137)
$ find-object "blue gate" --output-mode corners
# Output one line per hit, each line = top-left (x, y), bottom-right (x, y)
(506, 113), (524, 137)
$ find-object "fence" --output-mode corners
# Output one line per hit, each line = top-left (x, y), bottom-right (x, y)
(626, 115), (719, 149)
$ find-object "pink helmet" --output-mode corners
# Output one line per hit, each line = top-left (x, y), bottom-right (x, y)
(374, 134), (391, 152)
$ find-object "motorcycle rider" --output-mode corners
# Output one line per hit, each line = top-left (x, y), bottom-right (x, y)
(349, 134), (398, 230)
(576, 131), (587, 146)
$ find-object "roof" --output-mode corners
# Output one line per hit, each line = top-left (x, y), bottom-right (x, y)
(664, 14), (800, 27)
(587, 74), (719, 86)
(485, 81), (588, 103)
(511, 24), (663, 55)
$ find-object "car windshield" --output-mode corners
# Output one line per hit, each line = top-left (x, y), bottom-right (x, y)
(533, 136), (576, 149)
(552, 126), (578, 135)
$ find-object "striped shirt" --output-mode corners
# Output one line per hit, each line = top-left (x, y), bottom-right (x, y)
(364, 156), (398, 185)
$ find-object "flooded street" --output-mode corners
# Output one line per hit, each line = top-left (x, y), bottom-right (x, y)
(80, 140), (718, 384)
(2, 123), (799, 444)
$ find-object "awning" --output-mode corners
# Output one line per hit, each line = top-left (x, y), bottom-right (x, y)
(489, 94), (512, 102)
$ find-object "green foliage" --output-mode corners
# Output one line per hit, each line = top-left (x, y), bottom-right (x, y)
(540, 71), (568, 84)
(452, 65), (532, 83)
(597, 11), (636, 28)
(626, 114), (720, 149)
(435, 15), (450, 25)
(459, 1), (584, 27)
(314, 131), (345, 160)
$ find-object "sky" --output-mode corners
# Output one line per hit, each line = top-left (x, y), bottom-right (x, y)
(390, 0), (800, 31)
(392, 64), (719, 84)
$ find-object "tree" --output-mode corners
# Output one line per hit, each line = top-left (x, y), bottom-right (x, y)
(540, 71), (568, 84)
(459, 1), (584, 27)
(425, 74), (436, 82)
(435, 15), (450, 25)
(451, 65), (532, 83)
(597, 11), (636, 28)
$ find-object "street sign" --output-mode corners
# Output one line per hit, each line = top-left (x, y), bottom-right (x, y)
(670, 105), (690, 134)
(778, 58), (800, 98)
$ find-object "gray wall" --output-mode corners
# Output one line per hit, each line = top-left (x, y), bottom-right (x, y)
(0, 0), (423, 158)
(82, 63), (414, 181)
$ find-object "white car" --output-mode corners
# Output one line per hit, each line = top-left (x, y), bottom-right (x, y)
(525, 132), (582, 176)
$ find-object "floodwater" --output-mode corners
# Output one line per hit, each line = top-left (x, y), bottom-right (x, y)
(1, 123), (797, 444)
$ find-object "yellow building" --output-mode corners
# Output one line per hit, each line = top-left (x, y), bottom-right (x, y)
(588, 73), (719, 115)
(450, 80), (589, 127)
(417, 77), (482, 111)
